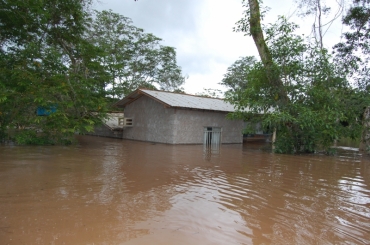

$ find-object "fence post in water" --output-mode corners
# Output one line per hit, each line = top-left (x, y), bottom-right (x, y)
(272, 127), (276, 151)
(359, 106), (370, 153)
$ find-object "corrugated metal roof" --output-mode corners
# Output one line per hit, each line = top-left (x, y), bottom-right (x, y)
(115, 89), (237, 112)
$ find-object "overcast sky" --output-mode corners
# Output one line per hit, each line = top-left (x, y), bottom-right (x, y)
(93, 0), (344, 95)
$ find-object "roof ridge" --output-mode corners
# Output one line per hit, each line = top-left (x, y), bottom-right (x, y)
(115, 88), (235, 112)
(139, 88), (225, 101)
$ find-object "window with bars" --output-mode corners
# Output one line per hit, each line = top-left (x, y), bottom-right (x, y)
(203, 127), (222, 147)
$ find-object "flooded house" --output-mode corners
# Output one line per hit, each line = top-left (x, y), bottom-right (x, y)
(93, 89), (244, 145)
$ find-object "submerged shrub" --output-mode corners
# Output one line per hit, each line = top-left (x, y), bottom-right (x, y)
(12, 129), (74, 145)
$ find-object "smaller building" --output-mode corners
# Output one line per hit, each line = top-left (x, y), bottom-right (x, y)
(113, 89), (244, 144)
(88, 112), (125, 139)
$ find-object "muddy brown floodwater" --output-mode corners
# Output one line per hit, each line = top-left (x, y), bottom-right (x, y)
(0, 136), (369, 245)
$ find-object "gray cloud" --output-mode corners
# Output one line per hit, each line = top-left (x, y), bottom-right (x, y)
(94, 0), (327, 94)
(94, 0), (200, 39)
(94, 0), (206, 80)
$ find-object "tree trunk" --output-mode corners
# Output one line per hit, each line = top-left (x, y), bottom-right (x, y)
(248, 0), (272, 67)
(316, 0), (324, 50)
(248, 0), (289, 105)
(359, 106), (370, 153)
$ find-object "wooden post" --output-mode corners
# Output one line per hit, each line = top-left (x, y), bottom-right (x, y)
(272, 127), (276, 151)
(359, 106), (370, 153)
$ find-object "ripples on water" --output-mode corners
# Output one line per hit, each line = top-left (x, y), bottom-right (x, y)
(0, 136), (369, 244)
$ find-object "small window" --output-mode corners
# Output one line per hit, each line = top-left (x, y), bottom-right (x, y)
(118, 118), (133, 127)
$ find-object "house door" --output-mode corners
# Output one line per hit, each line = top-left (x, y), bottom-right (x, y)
(204, 127), (222, 149)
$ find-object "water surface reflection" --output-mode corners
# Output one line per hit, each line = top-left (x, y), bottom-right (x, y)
(0, 136), (369, 244)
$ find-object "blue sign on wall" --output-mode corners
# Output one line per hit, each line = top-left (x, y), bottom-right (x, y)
(36, 106), (57, 116)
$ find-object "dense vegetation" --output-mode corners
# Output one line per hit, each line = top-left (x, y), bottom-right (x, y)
(2, 0), (369, 153)
(0, 0), (184, 145)
(224, 0), (370, 154)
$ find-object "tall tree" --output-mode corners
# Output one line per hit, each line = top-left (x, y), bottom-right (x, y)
(235, 0), (289, 108)
(0, 0), (107, 144)
(220, 56), (257, 93)
(229, 3), (366, 153)
(334, 0), (370, 152)
(294, 0), (345, 49)
(86, 10), (185, 97)
(0, 4), (186, 144)
(334, 0), (370, 90)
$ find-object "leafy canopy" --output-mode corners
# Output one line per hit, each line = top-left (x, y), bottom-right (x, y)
(226, 15), (369, 153)
(86, 10), (185, 97)
(0, 2), (185, 144)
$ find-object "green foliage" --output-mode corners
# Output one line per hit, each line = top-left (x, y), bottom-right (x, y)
(14, 130), (49, 145)
(86, 10), (185, 97)
(234, 0), (271, 35)
(334, 0), (370, 153)
(220, 56), (257, 93)
(227, 16), (369, 154)
(334, 0), (370, 91)
(12, 129), (74, 145)
(0, 0), (107, 144)
(0, 3), (185, 145)
(13, 130), (52, 145)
